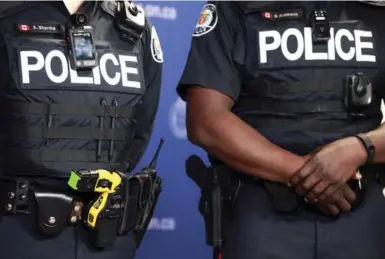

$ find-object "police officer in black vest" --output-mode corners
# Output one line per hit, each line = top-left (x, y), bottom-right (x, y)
(0, 1), (163, 259)
(178, 1), (385, 259)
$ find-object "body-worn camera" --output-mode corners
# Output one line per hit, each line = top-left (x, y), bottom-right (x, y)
(310, 9), (330, 44)
(67, 25), (98, 70)
(116, 0), (145, 42)
(344, 73), (373, 116)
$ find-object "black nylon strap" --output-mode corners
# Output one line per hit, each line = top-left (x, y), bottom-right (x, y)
(244, 116), (380, 132)
(23, 126), (130, 140)
(0, 103), (136, 118)
(237, 97), (382, 114)
(12, 150), (118, 162)
(237, 98), (345, 113)
(355, 134), (376, 164)
(253, 81), (339, 95)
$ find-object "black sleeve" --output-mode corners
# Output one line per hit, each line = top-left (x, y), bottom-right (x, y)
(126, 20), (163, 171)
(177, 1), (243, 101)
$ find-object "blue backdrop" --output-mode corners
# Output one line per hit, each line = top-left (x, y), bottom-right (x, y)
(133, 2), (210, 259)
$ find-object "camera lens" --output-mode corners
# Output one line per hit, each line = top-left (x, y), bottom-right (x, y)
(355, 83), (367, 97)
(72, 13), (88, 26)
(129, 5), (139, 15)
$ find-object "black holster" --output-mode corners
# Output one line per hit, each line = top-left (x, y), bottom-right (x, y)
(199, 166), (241, 249)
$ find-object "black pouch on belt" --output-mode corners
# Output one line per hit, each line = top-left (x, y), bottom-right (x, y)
(263, 181), (300, 213)
(117, 171), (162, 248)
(135, 175), (162, 247)
(32, 187), (74, 238)
(117, 175), (141, 235)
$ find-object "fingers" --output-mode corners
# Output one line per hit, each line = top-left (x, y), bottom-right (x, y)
(326, 204), (340, 216)
(305, 181), (329, 201)
(312, 201), (340, 216)
(330, 191), (352, 212)
(340, 184), (356, 203)
(311, 186), (356, 216)
(290, 162), (316, 187)
(318, 184), (340, 202)
(295, 172), (322, 197)
(319, 183), (356, 204)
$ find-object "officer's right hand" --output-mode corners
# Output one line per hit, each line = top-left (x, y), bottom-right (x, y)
(309, 184), (357, 216)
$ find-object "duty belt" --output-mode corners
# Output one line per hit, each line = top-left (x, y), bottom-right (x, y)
(0, 172), (161, 249)
(0, 178), (84, 236)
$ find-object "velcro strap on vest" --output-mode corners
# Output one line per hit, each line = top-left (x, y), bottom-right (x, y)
(237, 98), (345, 113)
(237, 97), (381, 114)
(0, 103), (135, 118)
(10, 150), (118, 162)
(245, 116), (381, 132)
(22, 126), (130, 140)
(254, 81), (339, 95)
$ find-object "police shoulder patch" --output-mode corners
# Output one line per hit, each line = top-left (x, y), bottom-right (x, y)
(150, 26), (163, 63)
(192, 3), (218, 37)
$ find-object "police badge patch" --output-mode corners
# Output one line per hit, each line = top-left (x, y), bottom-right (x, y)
(151, 26), (163, 63)
(192, 4), (218, 37)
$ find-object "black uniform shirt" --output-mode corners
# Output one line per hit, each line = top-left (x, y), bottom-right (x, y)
(0, 1), (162, 176)
(178, 1), (385, 155)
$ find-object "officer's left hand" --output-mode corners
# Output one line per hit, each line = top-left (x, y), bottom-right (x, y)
(290, 137), (367, 202)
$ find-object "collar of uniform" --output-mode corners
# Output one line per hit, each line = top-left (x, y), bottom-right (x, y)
(48, 1), (95, 19)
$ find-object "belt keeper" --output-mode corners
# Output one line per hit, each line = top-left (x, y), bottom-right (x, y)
(3, 179), (29, 214)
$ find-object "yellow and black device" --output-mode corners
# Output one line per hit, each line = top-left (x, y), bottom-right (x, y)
(67, 169), (123, 228)
(66, 138), (165, 249)
(68, 169), (126, 248)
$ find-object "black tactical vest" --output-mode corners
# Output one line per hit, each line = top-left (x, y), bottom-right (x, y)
(234, 1), (384, 155)
(0, 2), (147, 178)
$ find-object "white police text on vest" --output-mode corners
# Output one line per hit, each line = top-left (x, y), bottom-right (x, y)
(259, 27), (376, 64)
(20, 50), (141, 88)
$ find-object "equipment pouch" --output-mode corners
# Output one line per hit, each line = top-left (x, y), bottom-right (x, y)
(33, 190), (73, 237)
(263, 181), (299, 213)
(117, 171), (162, 247)
(118, 175), (141, 234)
(135, 175), (162, 247)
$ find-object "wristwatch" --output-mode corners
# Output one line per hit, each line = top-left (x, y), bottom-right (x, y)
(355, 133), (375, 164)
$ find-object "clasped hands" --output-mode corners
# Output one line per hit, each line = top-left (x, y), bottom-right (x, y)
(289, 137), (368, 216)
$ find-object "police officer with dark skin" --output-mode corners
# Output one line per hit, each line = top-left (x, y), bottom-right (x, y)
(178, 1), (385, 259)
(0, 1), (163, 259)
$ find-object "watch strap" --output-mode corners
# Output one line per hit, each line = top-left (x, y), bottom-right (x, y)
(355, 133), (375, 164)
